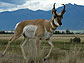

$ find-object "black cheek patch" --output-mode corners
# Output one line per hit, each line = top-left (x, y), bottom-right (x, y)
(58, 21), (62, 25)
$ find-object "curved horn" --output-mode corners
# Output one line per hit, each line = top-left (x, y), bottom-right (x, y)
(53, 3), (56, 9)
(61, 4), (65, 16)
(51, 3), (56, 14)
(51, 3), (57, 17)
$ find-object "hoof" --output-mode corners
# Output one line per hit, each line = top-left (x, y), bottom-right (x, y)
(43, 58), (47, 61)
(1, 54), (4, 57)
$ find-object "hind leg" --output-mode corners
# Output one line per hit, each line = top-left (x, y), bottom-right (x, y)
(20, 38), (29, 60)
(2, 34), (21, 56)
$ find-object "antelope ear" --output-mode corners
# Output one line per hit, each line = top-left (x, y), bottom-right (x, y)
(51, 3), (57, 17)
(61, 4), (66, 16)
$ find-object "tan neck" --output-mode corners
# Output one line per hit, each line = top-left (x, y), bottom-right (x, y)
(44, 18), (58, 33)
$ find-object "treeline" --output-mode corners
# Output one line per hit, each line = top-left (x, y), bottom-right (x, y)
(0, 31), (14, 34)
(53, 29), (74, 34)
(0, 29), (74, 34)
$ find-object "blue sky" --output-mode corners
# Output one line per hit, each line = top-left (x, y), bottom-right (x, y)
(0, 0), (84, 12)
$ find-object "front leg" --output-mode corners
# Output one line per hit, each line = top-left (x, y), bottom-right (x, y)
(35, 37), (40, 53)
(44, 39), (54, 60)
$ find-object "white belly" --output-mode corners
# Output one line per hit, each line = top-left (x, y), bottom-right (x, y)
(23, 25), (52, 40)
(23, 25), (37, 38)
(41, 28), (52, 40)
(43, 31), (52, 40)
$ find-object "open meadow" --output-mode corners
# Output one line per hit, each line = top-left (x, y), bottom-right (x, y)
(0, 34), (84, 63)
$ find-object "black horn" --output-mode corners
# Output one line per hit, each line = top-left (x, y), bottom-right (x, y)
(51, 3), (57, 17)
(53, 3), (56, 9)
(61, 4), (65, 16)
(51, 3), (56, 14)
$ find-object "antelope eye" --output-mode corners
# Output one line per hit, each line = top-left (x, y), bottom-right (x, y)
(60, 16), (63, 18)
(54, 16), (56, 18)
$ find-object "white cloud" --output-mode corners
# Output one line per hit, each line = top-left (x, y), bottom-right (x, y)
(0, 2), (17, 12)
(0, 0), (84, 12)
(19, 0), (84, 11)
(18, 0), (53, 10)
(0, 2), (17, 9)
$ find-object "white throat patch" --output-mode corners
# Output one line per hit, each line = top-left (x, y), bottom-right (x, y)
(54, 19), (60, 27)
(51, 22), (55, 29)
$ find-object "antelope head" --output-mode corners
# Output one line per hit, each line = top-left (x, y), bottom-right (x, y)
(51, 3), (65, 27)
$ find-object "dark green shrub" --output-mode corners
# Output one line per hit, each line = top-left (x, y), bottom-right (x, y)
(70, 37), (81, 43)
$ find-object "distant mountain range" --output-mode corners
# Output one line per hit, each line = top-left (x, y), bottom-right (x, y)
(0, 3), (84, 30)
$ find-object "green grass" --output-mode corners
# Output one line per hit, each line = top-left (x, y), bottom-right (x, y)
(1, 39), (84, 51)
(1, 34), (84, 63)
(0, 38), (84, 63)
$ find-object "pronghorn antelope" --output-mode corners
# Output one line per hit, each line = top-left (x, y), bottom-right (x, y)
(2, 3), (65, 60)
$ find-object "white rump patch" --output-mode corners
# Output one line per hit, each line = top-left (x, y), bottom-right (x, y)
(14, 22), (20, 30)
(23, 25), (37, 38)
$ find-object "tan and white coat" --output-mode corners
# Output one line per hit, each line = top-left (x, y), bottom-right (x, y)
(2, 3), (66, 61)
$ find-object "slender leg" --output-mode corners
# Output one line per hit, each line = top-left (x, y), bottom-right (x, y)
(35, 37), (40, 53)
(44, 40), (54, 60)
(20, 38), (29, 60)
(2, 35), (20, 56)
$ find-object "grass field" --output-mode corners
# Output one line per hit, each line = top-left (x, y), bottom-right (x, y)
(0, 34), (84, 63)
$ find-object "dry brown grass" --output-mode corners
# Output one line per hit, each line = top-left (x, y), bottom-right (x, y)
(51, 34), (84, 42)
(0, 34), (84, 63)
(1, 44), (84, 63)
(1, 34), (84, 42)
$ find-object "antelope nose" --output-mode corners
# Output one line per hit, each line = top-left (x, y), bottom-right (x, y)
(59, 23), (62, 26)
